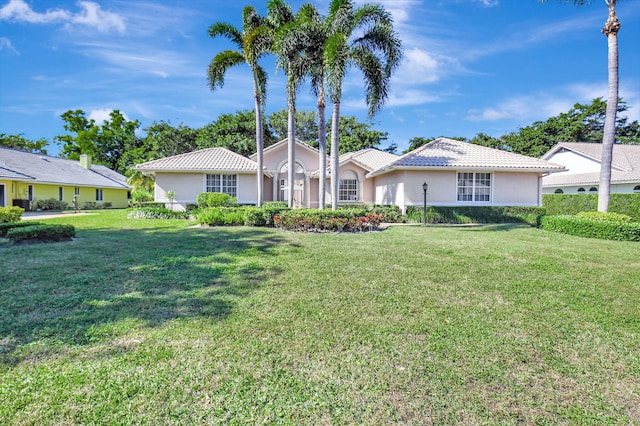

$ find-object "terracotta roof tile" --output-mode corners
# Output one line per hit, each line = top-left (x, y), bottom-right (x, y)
(136, 147), (258, 172)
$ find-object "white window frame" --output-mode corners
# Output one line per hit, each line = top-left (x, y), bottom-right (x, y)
(96, 188), (103, 201)
(28, 184), (34, 201)
(58, 187), (64, 201)
(75, 187), (80, 196)
(205, 174), (237, 197)
(457, 172), (491, 202)
(339, 179), (358, 202)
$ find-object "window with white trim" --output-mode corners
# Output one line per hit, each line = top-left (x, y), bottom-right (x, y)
(206, 174), (237, 197)
(28, 184), (34, 201)
(339, 171), (358, 202)
(74, 187), (80, 196)
(457, 172), (491, 202)
(96, 189), (103, 201)
(58, 187), (64, 201)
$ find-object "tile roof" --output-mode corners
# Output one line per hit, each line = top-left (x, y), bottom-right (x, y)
(368, 138), (565, 177)
(135, 147), (258, 172)
(0, 148), (129, 188)
(541, 142), (640, 187)
(311, 148), (399, 176)
(249, 138), (319, 161)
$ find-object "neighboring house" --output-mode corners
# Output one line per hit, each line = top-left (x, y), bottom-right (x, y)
(0, 147), (130, 209)
(541, 142), (640, 194)
(136, 137), (565, 212)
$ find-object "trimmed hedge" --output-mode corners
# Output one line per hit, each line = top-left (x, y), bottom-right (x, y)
(575, 211), (634, 222)
(127, 207), (190, 220)
(6, 224), (76, 243)
(0, 221), (43, 237)
(196, 192), (238, 208)
(34, 198), (68, 211)
(0, 206), (25, 223)
(540, 215), (640, 241)
(404, 206), (545, 225)
(273, 210), (383, 232)
(543, 193), (640, 221)
(197, 207), (246, 226)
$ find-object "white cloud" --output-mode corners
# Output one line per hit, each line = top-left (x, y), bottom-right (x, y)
(0, 36), (18, 54)
(88, 108), (131, 124)
(0, 0), (125, 33)
(394, 48), (441, 84)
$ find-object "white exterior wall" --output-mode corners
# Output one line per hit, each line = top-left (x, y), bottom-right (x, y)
(547, 150), (600, 174)
(155, 172), (257, 210)
(493, 172), (541, 205)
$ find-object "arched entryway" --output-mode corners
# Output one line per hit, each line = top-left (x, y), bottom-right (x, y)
(275, 161), (307, 208)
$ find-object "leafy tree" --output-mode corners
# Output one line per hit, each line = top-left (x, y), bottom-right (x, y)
(324, 0), (402, 209)
(142, 121), (200, 160)
(540, 0), (621, 211)
(0, 133), (49, 154)
(267, 109), (318, 143)
(198, 110), (276, 157)
(207, 6), (270, 206)
(330, 116), (389, 154)
(55, 109), (141, 174)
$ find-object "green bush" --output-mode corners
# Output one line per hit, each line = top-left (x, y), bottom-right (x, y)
(129, 189), (154, 207)
(35, 198), (68, 211)
(543, 193), (640, 221)
(127, 207), (190, 220)
(575, 211), (634, 222)
(273, 209), (383, 232)
(197, 207), (246, 226)
(0, 221), (43, 237)
(0, 206), (25, 223)
(196, 192), (238, 208)
(244, 207), (267, 227)
(404, 206), (544, 225)
(6, 224), (76, 244)
(540, 215), (640, 241)
(262, 201), (288, 208)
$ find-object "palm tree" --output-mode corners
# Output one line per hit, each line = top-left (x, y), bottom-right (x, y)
(324, 0), (403, 210)
(268, 0), (306, 208)
(294, 4), (328, 209)
(541, 0), (621, 212)
(207, 7), (269, 207)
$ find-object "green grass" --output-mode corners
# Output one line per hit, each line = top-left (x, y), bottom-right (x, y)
(1, 210), (639, 424)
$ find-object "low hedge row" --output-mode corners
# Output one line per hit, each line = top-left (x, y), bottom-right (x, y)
(539, 215), (640, 242)
(0, 221), (44, 237)
(196, 192), (238, 208)
(6, 224), (76, 243)
(273, 210), (383, 232)
(0, 206), (25, 223)
(404, 206), (545, 225)
(127, 207), (190, 220)
(543, 193), (640, 221)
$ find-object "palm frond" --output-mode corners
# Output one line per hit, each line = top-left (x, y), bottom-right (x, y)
(207, 50), (245, 91)
(208, 22), (243, 49)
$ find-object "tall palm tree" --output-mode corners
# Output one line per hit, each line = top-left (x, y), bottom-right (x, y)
(541, 0), (621, 212)
(207, 7), (269, 207)
(268, 0), (306, 208)
(324, 0), (402, 210)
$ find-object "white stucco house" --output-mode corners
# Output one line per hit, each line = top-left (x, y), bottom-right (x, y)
(541, 142), (640, 194)
(135, 137), (565, 212)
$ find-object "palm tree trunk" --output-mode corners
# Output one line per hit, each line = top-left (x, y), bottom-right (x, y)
(254, 86), (264, 207)
(317, 84), (326, 210)
(598, 1), (620, 213)
(287, 94), (296, 208)
(330, 101), (340, 211)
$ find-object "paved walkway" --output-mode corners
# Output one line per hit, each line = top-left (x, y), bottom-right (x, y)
(21, 211), (94, 220)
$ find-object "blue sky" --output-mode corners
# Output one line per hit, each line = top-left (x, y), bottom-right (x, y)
(1, 0), (639, 155)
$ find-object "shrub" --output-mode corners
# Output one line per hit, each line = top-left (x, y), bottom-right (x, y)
(0, 206), (24, 223)
(83, 201), (98, 210)
(197, 207), (246, 226)
(540, 215), (640, 242)
(575, 211), (634, 223)
(543, 193), (640, 221)
(244, 207), (267, 227)
(35, 198), (68, 211)
(273, 209), (383, 232)
(0, 221), (43, 237)
(127, 207), (190, 220)
(262, 201), (288, 208)
(404, 206), (545, 225)
(6, 224), (76, 244)
(196, 192), (238, 208)
(129, 189), (154, 207)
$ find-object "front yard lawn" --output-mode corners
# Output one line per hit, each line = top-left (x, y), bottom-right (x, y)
(1, 210), (638, 424)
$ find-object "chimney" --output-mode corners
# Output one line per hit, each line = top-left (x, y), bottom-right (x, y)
(80, 154), (92, 170)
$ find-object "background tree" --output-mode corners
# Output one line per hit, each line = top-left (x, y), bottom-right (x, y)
(197, 110), (276, 157)
(143, 121), (200, 160)
(324, 0), (402, 209)
(267, 109), (318, 143)
(207, 6), (270, 206)
(0, 133), (49, 154)
(330, 116), (389, 154)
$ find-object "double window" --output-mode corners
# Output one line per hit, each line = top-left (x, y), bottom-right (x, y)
(339, 171), (358, 202)
(206, 174), (237, 197)
(457, 172), (491, 202)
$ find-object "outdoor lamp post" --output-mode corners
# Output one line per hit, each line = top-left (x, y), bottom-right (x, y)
(422, 182), (428, 225)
